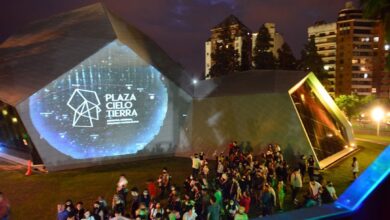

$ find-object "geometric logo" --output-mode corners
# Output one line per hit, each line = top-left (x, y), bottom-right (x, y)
(67, 89), (101, 127)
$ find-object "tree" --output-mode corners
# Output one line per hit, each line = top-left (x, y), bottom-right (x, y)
(253, 24), (276, 69)
(277, 42), (297, 70)
(334, 94), (360, 119)
(299, 36), (327, 78)
(208, 29), (240, 78)
(240, 36), (252, 71)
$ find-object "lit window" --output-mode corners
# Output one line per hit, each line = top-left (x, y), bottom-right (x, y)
(324, 65), (330, 70)
(360, 66), (367, 71)
(385, 44), (390, 51)
(352, 59), (359, 64)
(364, 73), (368, 78)
(373, 37), (379, 42)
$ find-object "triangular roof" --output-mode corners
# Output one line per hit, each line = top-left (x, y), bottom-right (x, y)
(0, 3), (193, 106)
(212, 14), (251, 31)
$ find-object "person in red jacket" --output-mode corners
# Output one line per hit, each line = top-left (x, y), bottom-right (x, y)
(0, 192), (10, 220)
(239, 191), (251, 213)
(146, 179), (157, 200)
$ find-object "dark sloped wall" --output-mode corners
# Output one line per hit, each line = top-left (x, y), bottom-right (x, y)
(178, 93), (315, 165)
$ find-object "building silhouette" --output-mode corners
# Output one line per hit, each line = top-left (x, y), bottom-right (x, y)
(205, 15), (284, 79)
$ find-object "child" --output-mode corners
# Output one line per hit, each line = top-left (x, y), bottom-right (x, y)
(352, 157), (359, 180)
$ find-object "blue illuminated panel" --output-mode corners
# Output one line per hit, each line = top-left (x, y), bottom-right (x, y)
(335, 146), (390, 211)
(28, 40), (168, 159)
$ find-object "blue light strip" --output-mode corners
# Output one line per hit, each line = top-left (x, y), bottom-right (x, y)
(334, 145), (390, 211)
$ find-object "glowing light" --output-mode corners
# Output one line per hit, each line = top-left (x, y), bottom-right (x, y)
(371, 107), (385, 122)
(324, 65), (330, 71)
(385, 44), (389, 51)
(192, 79), (198, 85)
(1, 109), (8, 116)
(11, 117), (18, 123)
(371, 107), (385, 136)
(28, 40), (169, 159)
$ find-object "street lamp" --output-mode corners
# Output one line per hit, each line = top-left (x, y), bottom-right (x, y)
(371, 107), (385, 136)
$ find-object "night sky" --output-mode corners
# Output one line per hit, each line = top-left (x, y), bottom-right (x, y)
(0, 0), (359, 76)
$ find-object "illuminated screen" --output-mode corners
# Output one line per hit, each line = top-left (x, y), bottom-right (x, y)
(27, 40), (170, 159)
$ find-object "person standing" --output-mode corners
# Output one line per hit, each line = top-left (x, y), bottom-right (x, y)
(191, 154), (201, 178)
(307, 155), (315, 180)
(0, 193), (10, 220)
(298, 155), (307, 181)
(352, 157), (359, 180)
(277, 180), (286, 211)
(158, 168), (171, 198)
(290, 168), (303, 205)
(57, 204), (68, 220)
(234, 206), (248, 220)
(75, 202), (85, 220)
(238, 191), (251, 214)
(207, 196), (220, 220)
(182, 205), (197, 220)
(322, 181), (338, 203)
(261, 184), (274, 216)
(306, 178), (323, 207)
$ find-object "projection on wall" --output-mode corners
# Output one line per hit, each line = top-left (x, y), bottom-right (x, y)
(28, 40), (168, 159)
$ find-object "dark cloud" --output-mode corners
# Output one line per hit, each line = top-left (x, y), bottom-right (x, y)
(0, 0), (359, 76)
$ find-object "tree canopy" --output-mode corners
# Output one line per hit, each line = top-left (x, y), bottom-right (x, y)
(253, 24), (276, 69)
(277, 42), (297, 70)
(299, 35), (329, 83)
(208, 29), (240, 78)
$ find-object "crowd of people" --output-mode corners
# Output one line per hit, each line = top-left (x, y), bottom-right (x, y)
(57, 141), (351, 220)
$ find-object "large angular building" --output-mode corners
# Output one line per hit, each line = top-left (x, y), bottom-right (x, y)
(0, 4), (355, 171)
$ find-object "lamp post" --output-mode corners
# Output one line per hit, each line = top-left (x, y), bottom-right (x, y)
(371, 107), (385, 136)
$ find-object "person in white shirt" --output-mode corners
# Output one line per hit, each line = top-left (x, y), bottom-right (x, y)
(217, 160), (224, 178)
(109, 210), (130, 220)
(352, 157), (359, 180)
(307, 178), (322, 207)
(322, 181), (338, 203)
(183, 205), (197, 220)
(191, 153), (201, 178)
(290, 168), (303, 204)
(117, 174), (128, 189)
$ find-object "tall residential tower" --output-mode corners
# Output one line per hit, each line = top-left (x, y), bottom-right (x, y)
(335, 1), (385, 96)
(308, 21), (337, 96)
